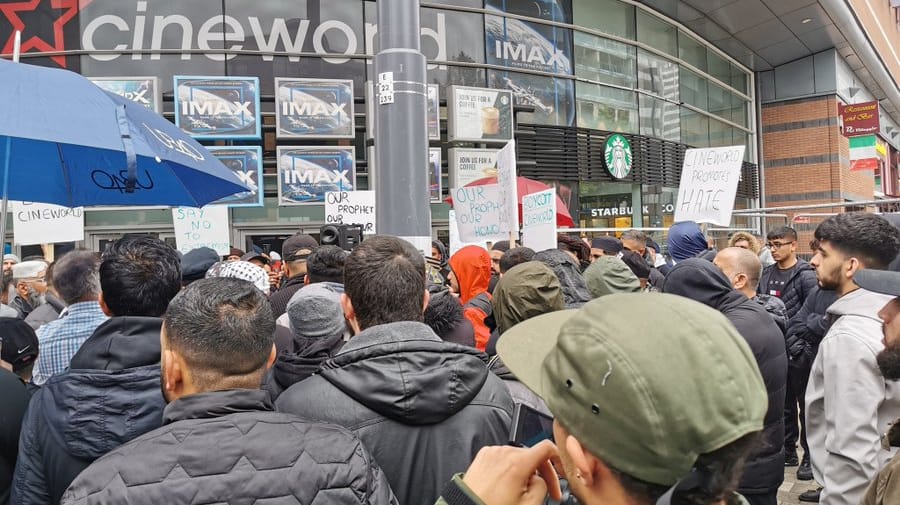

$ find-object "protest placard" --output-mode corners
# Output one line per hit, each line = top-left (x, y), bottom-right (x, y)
(521, 189), (556, 252)
(172, 206), (230, 255)
(449, 210), (487, 255)
(325, 190), (376, 235)
(496, 139), (519, 234)
(451, 184), (507, 243)
(12, 202), (84, 245)
(673, 145), (746, 226)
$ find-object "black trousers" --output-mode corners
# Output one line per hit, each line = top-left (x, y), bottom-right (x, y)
(784, 360), (813, 453)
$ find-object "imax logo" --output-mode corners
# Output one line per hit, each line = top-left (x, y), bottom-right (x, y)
(281, 102), (347, 116)
(494, 41), (567, 68)
(182, 100), (253, 116)
(82, 1), (447, 69)
(285, 169), (351, 186)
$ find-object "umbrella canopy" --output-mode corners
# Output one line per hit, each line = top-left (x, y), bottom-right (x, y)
(445, 176), (575, 228)
(0, 58), (249, 207)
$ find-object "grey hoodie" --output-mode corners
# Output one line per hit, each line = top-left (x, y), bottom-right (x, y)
(806, 288), (900, 505)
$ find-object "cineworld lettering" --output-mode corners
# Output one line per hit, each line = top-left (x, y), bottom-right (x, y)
(82, 1), (447, 68)
(92, 169), (155, 192)
(17, 207), (84, 222)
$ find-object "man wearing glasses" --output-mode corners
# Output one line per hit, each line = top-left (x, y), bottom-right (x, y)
(758, 226), (818, 477)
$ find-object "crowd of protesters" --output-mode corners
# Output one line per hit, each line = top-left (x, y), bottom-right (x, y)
(1, 212), (900, 505)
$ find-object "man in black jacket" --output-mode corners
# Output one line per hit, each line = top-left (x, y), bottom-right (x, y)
(758, 227), (818, 472)
(268, 233), (318, 318)
(277, 236), (514, 505)
(12, 235), (182, 505)
(665, 259), (788, 505)
(61, 278), (396, 505)
(0, 367), (28, 505)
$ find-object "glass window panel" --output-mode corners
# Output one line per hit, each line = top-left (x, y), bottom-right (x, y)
(679, 67), (707, 110)
(639, 95), (680, 142)
(708, 82), (731, 121)
(707, 49), (730, 84)
(637, 49), (678, 101)
(680, 108), (709, 147)
(574, 32), (636, 88)
(573, 0), (635, 40)
(733, 130), (751, 162)
(731, 63), (749, 95)
(732, 92), (748, 127)
(576, 82), (638, 133)
(636, 10), (676, 57)
(709, 119), (732, 147)
(678, 31), (706, 72)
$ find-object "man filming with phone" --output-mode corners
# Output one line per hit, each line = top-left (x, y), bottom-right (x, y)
(438, 293), (768, 505)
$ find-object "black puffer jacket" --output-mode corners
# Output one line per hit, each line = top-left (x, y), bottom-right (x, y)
(12, 317), (166, 505)
(784, 287), (838, 369)
(757, 260), (817, 319)
(276, 321), (514, 505)
(61, 389), (397, 505)
(0, 370), (28, 505)
(664, 259), (788, 496)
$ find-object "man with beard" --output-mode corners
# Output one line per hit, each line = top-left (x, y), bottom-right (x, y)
(10, 260), (49, 319)
(805, 213), (900, 505)
(853, 268), (900, 505)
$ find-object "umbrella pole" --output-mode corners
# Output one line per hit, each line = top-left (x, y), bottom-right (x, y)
(0, 32), (21, 254)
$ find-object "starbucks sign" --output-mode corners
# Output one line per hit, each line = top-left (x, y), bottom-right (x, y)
(605, 134), (633, 179)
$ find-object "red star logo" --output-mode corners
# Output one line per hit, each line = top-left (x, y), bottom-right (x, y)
(0, 0), (93, 68)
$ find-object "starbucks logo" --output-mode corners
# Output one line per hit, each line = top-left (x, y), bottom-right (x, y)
(605, 134), (633, 179)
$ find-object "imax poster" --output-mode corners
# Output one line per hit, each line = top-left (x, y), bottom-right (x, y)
(174, 76), (260, 140)
(277, 147), (356, 206)
(488, 69), (574, 126)
(484, 0), (572, 76)
(276, 78), (355, 138)
(90, 78), (161, 113)
(207, 147), (264, 208)
(429, 148), (442, 202)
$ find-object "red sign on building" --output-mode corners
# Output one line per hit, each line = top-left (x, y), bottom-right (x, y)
(839, 101), (880, 137)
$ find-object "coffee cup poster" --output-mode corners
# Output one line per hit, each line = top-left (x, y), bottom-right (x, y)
(277, 147), (356, 206)
(448, 86), (513, 142)
(174, 76), (261, 140)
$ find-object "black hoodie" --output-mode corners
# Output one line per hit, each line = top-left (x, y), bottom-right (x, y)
(664, 259), (788, 496)
(276, 321), (513, 505)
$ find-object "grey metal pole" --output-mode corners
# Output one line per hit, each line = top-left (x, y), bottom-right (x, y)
(373, 0), (431, 252)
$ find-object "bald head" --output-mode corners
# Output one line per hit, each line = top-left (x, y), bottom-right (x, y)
(713, 247), (763, 297)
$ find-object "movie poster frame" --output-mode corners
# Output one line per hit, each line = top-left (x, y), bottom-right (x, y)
(275, 78), (356, 139)
(90, 77), (162, 113)
(276, 146), (357, 206)
(173, 76), (261, 140)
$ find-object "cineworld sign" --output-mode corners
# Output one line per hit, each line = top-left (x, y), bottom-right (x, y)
(80, 0), (447, 67)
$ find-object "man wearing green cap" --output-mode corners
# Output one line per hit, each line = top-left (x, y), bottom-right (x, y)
(437, 293), (769, 505)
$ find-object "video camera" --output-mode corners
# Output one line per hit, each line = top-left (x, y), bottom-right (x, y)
(509, 404), (579, 505)
(319, 224), (363, 251)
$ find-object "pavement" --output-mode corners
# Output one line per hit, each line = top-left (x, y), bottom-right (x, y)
(779, 454), (820, 505)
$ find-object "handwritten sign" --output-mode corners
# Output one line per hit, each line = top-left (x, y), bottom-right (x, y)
(172, 206), (230, 255)
(325, 190), (376, 234)
(496, 139), (519, 233)
(12, 201), (84, 245)
(674, 146), (745, 226)
(522, 189), (557, 252)
(451, 184), (506, 243)
(449, 210), (488, 255)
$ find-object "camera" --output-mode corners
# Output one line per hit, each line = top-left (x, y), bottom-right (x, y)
(509, 404), (580, 505)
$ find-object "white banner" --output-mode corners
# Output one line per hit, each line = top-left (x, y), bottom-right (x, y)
(522, 189), (557, 252)
(325, 190), (376, 235)
(12, 202), (84, 245)
(674, 145), (746, 226)
(172, 206), (231, 256)
(496, 139), (519, 233)
(451, 185), (507, 243)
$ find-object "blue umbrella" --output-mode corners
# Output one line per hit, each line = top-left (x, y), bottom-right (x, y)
(0, 57), (250, 208)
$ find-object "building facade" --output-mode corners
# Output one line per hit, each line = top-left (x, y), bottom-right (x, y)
(0, 0), (896, 255)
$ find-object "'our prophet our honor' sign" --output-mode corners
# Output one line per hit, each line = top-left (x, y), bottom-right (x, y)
(174, 76), (261, 140)
(275, 78), (355, 138)
(277, 147), (356, 206)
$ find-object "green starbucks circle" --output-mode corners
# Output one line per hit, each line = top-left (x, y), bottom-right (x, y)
(605, 134), (633, 179)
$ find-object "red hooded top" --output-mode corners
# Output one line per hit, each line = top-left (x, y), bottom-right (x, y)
(449, 246), (493, 351)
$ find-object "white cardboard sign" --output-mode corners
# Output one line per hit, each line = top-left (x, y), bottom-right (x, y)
(674, 146), (746, 226)
(449, 210), (488, 255)
(172, 206), (231, 256)
(522, 189), (557, 252)
(12, 201), (84, 245)
(451, 184), (507, 243)
(325, 190), (376, 235)
(496, 139), (519, 233)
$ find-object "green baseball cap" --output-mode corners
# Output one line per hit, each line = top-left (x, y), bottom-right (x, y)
(497, 293), (767, 486)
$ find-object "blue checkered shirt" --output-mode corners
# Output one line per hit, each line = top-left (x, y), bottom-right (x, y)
(32, 301), (108, 385)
